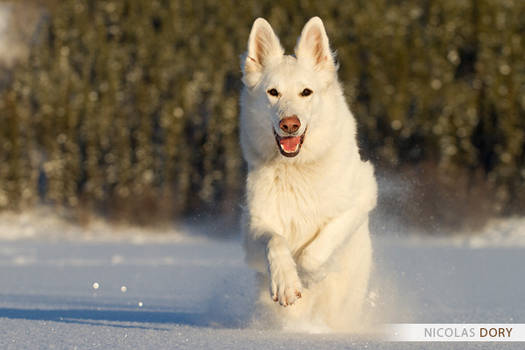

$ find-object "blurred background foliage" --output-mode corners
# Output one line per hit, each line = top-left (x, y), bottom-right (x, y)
(0, 0), (523, 231)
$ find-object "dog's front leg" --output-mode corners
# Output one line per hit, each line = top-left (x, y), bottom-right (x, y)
(247, 230), (303, 306)
(297, 207), (369, 282)
(265, 234), (303, 306)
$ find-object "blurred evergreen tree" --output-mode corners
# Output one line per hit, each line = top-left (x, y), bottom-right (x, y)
(0, 0), (523, 224)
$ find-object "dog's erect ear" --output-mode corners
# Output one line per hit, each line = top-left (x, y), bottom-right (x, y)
(242, 18), (284, 87)
(295, 17), (335, 72)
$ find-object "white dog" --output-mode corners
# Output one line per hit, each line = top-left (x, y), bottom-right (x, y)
(240, 17), (377, 332)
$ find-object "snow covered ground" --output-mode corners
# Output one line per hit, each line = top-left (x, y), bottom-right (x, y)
(0, 209), (524, 349)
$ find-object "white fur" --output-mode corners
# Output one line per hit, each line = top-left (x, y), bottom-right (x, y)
(240, 17), (377, 332)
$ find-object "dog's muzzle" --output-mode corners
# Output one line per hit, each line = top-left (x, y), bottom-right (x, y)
(273, 129), (306, 158)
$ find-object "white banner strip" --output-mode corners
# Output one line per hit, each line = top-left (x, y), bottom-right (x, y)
(383, 324), (525, 342)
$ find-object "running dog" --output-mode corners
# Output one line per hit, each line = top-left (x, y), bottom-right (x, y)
(240, 17), (377, 332)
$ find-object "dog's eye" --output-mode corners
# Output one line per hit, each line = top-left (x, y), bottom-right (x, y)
(267, 88), (279, 97)
(300, 88), (313, 97)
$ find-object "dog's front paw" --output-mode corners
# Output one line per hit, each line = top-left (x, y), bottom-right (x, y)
(297, 249), (326, 284)
(269, 267), (303, 307)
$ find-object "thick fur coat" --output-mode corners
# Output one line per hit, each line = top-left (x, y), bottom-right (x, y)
(240, 17), (377, 332)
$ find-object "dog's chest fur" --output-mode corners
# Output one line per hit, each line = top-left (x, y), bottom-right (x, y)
(247, 160), (349, 254)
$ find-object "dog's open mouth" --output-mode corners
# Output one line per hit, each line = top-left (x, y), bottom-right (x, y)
(274, 130), (306, 158)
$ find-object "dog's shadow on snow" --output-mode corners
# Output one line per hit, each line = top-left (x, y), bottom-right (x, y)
(0, 307), (196, 330)
(0, 270), (257, 331)
(0, 296), (255, 331)
(0, 299), (253, 331)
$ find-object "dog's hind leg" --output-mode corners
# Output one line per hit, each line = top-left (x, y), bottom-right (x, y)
(321, 220), (372, 331)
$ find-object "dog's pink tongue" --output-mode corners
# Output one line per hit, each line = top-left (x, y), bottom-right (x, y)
(280, 136), (301, 153)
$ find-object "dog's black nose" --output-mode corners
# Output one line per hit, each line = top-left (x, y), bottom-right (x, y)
(279, 116), (301, 134)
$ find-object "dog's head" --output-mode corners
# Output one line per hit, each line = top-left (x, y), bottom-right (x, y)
(240, 17), (339, 162)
